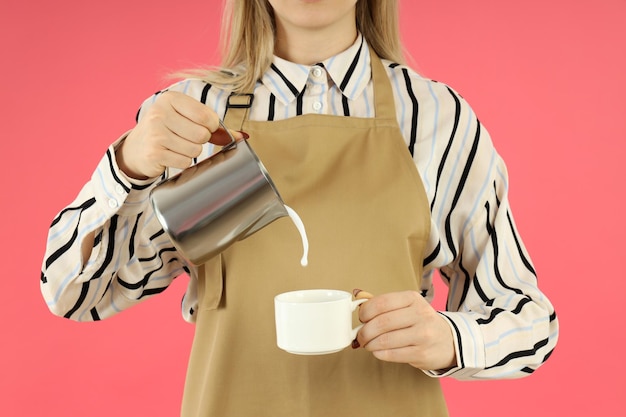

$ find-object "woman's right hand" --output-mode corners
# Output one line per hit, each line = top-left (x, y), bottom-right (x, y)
(116, 91), (242, 180)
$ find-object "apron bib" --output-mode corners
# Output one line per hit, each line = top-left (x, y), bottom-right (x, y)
(181, 50), (448, 417)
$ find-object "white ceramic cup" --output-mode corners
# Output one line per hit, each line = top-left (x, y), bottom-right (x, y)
(274, 289), (368, 355)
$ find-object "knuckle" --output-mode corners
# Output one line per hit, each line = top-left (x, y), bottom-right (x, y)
(372, 297), (388, 313)
(374, 314), (391, 333)
(377, 332), (392, 350)
(142, 109), (167, 128)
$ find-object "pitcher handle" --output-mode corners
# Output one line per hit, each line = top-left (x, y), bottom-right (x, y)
(218, 118), (239, 151)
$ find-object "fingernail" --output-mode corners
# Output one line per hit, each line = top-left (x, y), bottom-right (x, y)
(352, 288), (363, 297)
(351, 339), (360, 349)
(238, 130), (250, 139)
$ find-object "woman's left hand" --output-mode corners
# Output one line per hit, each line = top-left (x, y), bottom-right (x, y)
(355, 290), (457, 372)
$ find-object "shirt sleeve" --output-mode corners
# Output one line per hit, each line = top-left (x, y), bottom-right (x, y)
(40, 135), (189, 322)
(410, 81), (559, 380)
(40, 80), (225, 322)
(438, 148), (557, 380)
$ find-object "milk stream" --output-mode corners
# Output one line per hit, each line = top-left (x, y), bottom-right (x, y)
(285, 205), (309, 267)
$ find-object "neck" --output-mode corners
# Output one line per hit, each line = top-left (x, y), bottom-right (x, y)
(273, 23), (357, 65)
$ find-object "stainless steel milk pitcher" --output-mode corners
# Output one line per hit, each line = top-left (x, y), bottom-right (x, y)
(149, 122), (288, 265)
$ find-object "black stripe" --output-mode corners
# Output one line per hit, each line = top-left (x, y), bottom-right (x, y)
(88, 215), (119, 281)
(268, 94), (276, 121)
(133, 247), (178, 283)
(542, 347), (555, 363)
(401, 68), (419, 156)
(493, 181), (501, 207)
(486, 337), (549, 369)
(50, 198), (96, 228)
(46, 202), (97, 268)
(117, 273), (142, 291)
(296, 86), (306, 115)
(521, 367), (535, 374)
(430, 87), (461, 212)
(63, 281), (90, 319)
(41, 271), (47, 284)
(93, 231), (102, 247)
(200, 83), (212, 104)
(440, 269), (451, 283)
(119, 247), (179, 293)
(139, 286), (168, 299)
(476, 297), (532, 325)
(270, 63), (299, 96)
(506, 210), (537, 277)
(106, 149), (131, 194)
(339, 36), (363, 91)
(455, 253), (473, 307)
(422, 241), (441, 267)
(342, 95), (350, 116)
(45, 226), (79, 269)
(149, 229), (165, 241)
(484, 201), (524, 296)
(131, 181), (155, 191)
(472, 273), (490, 303)
(137, 245), (177, 263)
(90, 307), (101, 321)
(443, 315), (465, 369)
(128, 212), (143, 259)
(443, 122), (481, 260)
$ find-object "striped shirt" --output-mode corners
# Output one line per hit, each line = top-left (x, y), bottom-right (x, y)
(41, 34), (558, 380)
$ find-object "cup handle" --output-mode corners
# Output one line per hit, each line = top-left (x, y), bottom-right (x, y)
(350, 298), (368, 339)
(351, 323), (364, 340)
(351, 298), (368, 310)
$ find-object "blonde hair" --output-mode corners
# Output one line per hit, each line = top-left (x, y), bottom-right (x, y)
(189, 0), (404, 93)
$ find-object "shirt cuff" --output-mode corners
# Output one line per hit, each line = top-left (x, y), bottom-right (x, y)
(91, 132), (160, 216)
(423, 311), (486, 380)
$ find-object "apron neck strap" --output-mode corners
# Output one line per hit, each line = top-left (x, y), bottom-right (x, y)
(369, 47), (397, 121)
(224, 93), (254, 131)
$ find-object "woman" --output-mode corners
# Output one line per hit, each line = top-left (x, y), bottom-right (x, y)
(41, 1), (559, 416)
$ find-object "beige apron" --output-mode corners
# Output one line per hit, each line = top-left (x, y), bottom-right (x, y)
(181, 51), (448, 417)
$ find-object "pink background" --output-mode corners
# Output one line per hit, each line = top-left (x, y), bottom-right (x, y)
(1, 0), (625, 415)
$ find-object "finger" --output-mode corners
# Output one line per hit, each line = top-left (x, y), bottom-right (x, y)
(371, 345), (424, 366)
(368, 336), (453, 371)
(161, 134), (204, 159)
(167, 91), (220, 133)
(357, 308), (416, 348)
(358, 291), (418, 323)
(353, 289), (374, 300)
(157, 148), (196, 171)
(164, 110), (213, 145)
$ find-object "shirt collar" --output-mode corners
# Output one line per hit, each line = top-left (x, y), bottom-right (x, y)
(261, 33), (371, 105)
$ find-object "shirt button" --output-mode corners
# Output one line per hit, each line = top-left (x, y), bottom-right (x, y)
(108, 199), (118, 209)
(312, 67), (323, 78)
(312, 101), (322, 111)
(115, 184), (126, 195)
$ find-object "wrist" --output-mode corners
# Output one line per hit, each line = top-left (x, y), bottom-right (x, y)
(114, 137), (150, 181)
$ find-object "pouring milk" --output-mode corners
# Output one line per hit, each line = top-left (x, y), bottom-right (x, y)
(284, 205), (309, 267)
